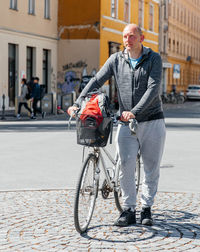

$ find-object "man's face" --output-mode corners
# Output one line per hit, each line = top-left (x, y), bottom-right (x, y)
(123, 26), (143, 51)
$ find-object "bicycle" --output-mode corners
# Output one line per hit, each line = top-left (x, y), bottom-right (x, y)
(69, 113), (141, 234)
(165, 91), (185, 104)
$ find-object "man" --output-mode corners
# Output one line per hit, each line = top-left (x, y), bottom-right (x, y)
(17, 78), (33, 119)
(68, 24), (166, 227)
(31, 77), (46, 119)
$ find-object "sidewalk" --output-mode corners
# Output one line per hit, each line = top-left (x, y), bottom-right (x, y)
(0, 189), (199, 251)
(0, 109), (68, 121)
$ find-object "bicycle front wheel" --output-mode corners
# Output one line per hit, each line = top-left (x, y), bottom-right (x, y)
(114, 153), (141, 213)
(74, 154), (99, 234)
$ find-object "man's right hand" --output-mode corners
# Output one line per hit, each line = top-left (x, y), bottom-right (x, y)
(67, 106), (79, 117)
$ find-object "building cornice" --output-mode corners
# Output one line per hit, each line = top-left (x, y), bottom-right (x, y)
(102, 15), (159, 36)
(141, 28), (158, 36)
(0, 26), (58, 41)
(102, 26), (123, 35)
(102, 15), (128, 25)
(102, 26), (158, 45)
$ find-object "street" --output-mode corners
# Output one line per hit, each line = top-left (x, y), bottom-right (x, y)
(0, 101), (200, 251)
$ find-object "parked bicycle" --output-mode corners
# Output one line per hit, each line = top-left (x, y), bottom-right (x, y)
(161, 91), (185, 104)
(69, 113), (141, 234)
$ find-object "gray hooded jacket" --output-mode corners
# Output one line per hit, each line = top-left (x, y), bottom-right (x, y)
(20, 84), (28, 102)
(75, 46), (164, 122)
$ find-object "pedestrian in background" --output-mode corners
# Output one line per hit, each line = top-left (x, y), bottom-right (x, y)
(17, 78), (33, 119)
(31, 77), (46, 119)
(68, 23), (166, 227)
(26, 77), (35, 99)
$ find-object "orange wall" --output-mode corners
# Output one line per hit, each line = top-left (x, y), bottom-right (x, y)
(58, 0), (100, 39)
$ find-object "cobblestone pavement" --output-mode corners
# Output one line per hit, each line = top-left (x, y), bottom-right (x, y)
(0, 190), (200, 252)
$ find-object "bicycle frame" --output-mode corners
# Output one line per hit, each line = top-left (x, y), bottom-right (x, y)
(89, 147), (120, 192)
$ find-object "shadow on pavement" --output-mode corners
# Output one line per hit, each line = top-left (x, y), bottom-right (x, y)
(81, 209), (199, 243)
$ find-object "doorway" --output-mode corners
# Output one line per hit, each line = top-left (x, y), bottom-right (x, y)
(108, 42), (121, 109)
(8, 43), (17, 107)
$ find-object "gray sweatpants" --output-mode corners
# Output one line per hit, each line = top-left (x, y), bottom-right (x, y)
(115, 119), (166, 210)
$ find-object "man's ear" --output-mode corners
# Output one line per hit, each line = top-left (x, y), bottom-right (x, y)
(140, 35), (144, 42)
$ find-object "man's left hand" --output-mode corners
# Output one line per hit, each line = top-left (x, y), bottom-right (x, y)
(121, 111), (135, 122)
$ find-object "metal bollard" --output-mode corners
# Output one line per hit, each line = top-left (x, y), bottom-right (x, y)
(1, 94), (6, 120)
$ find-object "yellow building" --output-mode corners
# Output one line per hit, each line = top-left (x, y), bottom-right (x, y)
(167, 0), (200, 93)
(58, 0), (160, 105)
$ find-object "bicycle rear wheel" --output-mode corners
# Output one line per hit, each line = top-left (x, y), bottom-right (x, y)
(114, 153), (141, 213)
(176, 95), (185, 104)
(74, 154), (99, 233)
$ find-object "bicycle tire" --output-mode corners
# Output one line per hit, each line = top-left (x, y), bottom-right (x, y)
(114, 153), (141, 213)
(74, 154), (99, 233)
(176, 95), (185, 104)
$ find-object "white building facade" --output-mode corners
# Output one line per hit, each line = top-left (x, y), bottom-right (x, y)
(0, 0), (58, 109)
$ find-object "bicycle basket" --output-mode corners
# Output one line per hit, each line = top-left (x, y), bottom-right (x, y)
(76, 114), (112, 147)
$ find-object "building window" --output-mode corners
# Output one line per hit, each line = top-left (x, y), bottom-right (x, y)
(177, 41), (179, 53)
(124, 0), (130, 23)
(180, 7), (183, 23)
(177, 5), (179, 21)
(28, 0), (35, 14)
(173, 39), (175, 52)
(149, 4), (154, 31)
(111, 0), (118, 18)
(191, 15), (193, 30)
(168, 1), (171, 17)
(43, 49), (49, 92)
(44, 0), (50, 19)
(183, 43), (185, 56)
(188, 11), (190, 27)
(138, 0), (143, 27)
(27, 47), (33, 82)
(173, 1), (176, 18)
(164, 2), (167, 20)
(163, 35), (167, 53)
(194, 15), (196, 31)
(184, 8), (186, 24)
(10, 0), (17, 10)
(168, 38), (171, 51)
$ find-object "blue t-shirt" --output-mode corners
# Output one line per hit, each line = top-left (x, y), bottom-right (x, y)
(129, 55), (142, 69)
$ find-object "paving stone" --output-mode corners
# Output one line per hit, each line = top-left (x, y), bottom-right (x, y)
(0, 190), (200, 251)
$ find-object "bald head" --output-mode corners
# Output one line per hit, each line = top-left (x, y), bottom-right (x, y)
(122, 23), (144, 55)
(123, 24), (143, 36)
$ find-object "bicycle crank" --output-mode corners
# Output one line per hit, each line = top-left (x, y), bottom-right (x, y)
(101, 179), (112, 199)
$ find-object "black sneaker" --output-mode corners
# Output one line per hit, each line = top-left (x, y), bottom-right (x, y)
(114, 209), (136, 227)
(140, 207), (153, 226)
